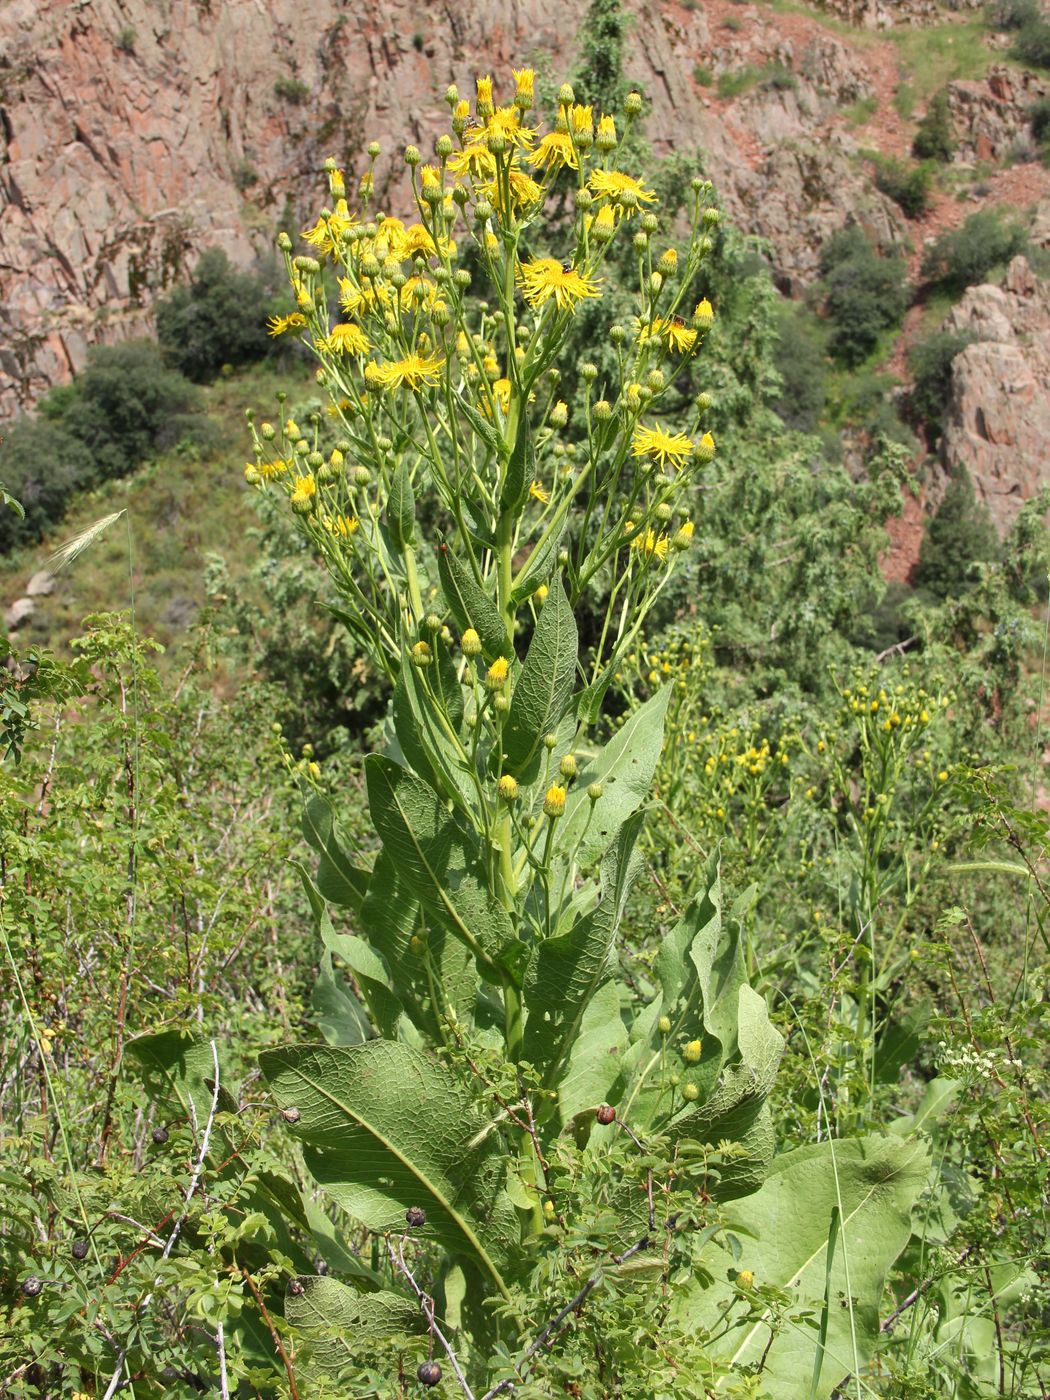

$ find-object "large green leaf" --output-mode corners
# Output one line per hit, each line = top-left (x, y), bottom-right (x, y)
(523, 814), (642, 1086)
(259, 1042), (518, 1300)
(557, 980), (629, 1124)
(311, 952), (371, 1046)
(558, 686), (670, 868)
(285, 1275), (422, 1373)
(365, 755), (513, 975)
(302, 794), (369, 913)
(386, 460), (415, 549)
(437, 544), (510, 661)
(502, 578), (578, 776)
(126, 1031), (235, 1139)
(392, 649), (473, 808)
(678, 1135), (931, 1397)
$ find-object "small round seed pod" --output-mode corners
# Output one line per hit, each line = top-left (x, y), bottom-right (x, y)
(22, 1276), (43, 1297)
(71, 1239), (89, 1261)
(151, 1126), (169, 1145)
(596, 1104), (616, 1126)
(418, 1361), (442, 1386)
(406, 1206), (427, 1228)
(282, 1107), (301, 1124)
(682, 1082), (700, 1102)
(288, 1278), (305, 1296)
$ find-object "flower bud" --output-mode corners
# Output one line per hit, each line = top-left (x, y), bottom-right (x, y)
(649, 271), (663, 294)
(543, 1198), (556, 1219)
(695, 391), (713, 415)
(646, 369), (665, 393)
(367, 140), (381, 160)
(587, 782), (603, 802)
(633, 231), (648, 254)
(737, 1269), (755, 1288)
(559, 753), (578, 780)
(694, 297), (714, 326)
(683, 1039), (702, 1063)
(476, 74), (494, 115)
(549, 400), (568, 428)
(593, 399), (612, 422)
(435, 133), (453, 159)
(657, 247), (678, 276)
(596, 113), (617, 151)
(580, 362), (598, 383)
(673, 521), (694, 550)
(454, 269), (471, 288)
(277, 231), (293, 252)
(543, 732), (558, 751)
(682, 1082), (699, 1101)
(404, 145), (421, 166)
(494, 692), (510, 713)
(425, 613), (442, 633)
(353, 465), (371, 486)
(487, 129), (507, 155)
(411, 641), (433, 668)
(485, 656), (509, 690)
(498, 774), (519, 803)
(624, 91), (642, 116)
(575, 188), (594, 212)
(513, 67), (535, 109)
(261, 421), (276, 440)
(461, 627), (482, 657)
(702, 206), (721, 227)
(609, 324), (626, 346)
(445, 84), (459, 108)
(657, 1014), (671, 1034)
(591, 205), (616, 243)
(694, 431), (716, 464)
(558, 82), (575, 106)
(544, 783), (567, 818)
(244, 464), (261, 486)
(641, 213), (658, 235)
(534, 583), (549, 602)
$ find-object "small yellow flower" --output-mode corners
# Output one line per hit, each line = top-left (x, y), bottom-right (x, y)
(570, 103), (593, 137)
(324, 322), (370, 356)
(535, 583), (549, 602)
(520, 258), (601, 313)
(485, 656), (509, 690)
(512, 67), (535, 108)
(290, 474), (317, 513)
(498, 774), (520, 803)
(683, 1039), (702, 1063)
(411, 641), (433, 668)
(641, 316), (697, 354)
(530, 130), (577, 172)
(371, 352), (445, 391)
(938, 770), (949, 783)
(544, 784), (567, 818)
(631, 423), (693, 470)
(694, 298), (714, 325)
(737, 1270), (754, 1289)
(673, 520), (694, 550)
(632, 528), (670, 561)
(267, 312), (307, 337)
(461, 628), (482, 657)
(588, 168), (656, 211)
(476, 74), (494, 111)
(528, 480), (551, 504)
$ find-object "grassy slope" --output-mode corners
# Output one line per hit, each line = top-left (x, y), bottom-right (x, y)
(0, 361), (316, 658)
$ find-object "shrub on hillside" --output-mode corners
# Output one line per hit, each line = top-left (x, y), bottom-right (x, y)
(819, 224), (910, 366)
(771, 301), (828, 431)
(912, 88), (957, 162)
(873, 155), (936, 217)
(60, 341), (205, 479)
(907, 329), (975, 438)
(984, 0), (1041, 30)
(915, 465), (1000, 598)
(0, 419), (96, 553)
(155, 248), (276, 382)
(920, 208), (1028, 292)
(1012, 16), (1050, 67)
(1030, 94), (1050, 142)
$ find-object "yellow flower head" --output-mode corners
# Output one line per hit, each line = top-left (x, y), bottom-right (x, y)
(543, 784), (567, 818)
(486, 106), (534, 150)
(631, 423), (693, 470)
(683, 1038), (702, 1064)
(461, 628), (482, 657)
(588, 168), (656, 211)
(476, 74), (494, 113)
(290, 474), (317, 512)
(267, 312), (307, 337)
(694, 297), (714, 325)
(632, 528), (670, 561)
(371, 351), (445, 392)
(324, 322), (370, 356)
(530, 130), (577, 172)
(529, 480), (551, 504)
(520, 257), (601, 313)
(324, 513), (359, 538)
(485, 656), (509, 690)
(449, 141), (496, 182)
(597, 113), (617, 147)
(498, 774), (520, 803)
(513, 66), (535, 107)
(641, 316), (697, 354)
(570, 103), (593, 136)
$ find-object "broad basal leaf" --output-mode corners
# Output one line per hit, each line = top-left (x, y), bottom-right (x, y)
(285, 1274), (422, 1374)
(302, 794), (369, 913)
(677, 1135), (931, 1399)
(259, 1041), (518, 1299)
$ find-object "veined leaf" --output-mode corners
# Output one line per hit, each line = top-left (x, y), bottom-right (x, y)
(437, 544), (510, 661)
(558, 686), (671, 867)
(500, 412), (533, 512)
(312, 952), (371, 1046)
(511, 516), (568, 606)
(126, 1031), (235, 1140)
(387, 460), (415, 549)
(259, 1042), (518, 1299)
(302, 794), (369, 913)
(677, 1135), (931, 1398)
(365, 756), (513, 975)
(502, 578), (578, 775)
(392, 650), (473, 808)
(523, 813), (643, 1085)
(285, 1275), (422, 1373)
(557, 980), (629, 1124)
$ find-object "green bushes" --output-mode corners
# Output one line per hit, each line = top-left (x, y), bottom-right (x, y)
(912, 87), (957, 162)
(0, 342), (206, 554)
(1011, 15), (1050, 66)
(915, 466), (1000, 598)
(907, 328), (975, 437)
(1030, 94), (1050, 142)
(819, 224), (910, 366)
(771, 301), (828, 431)
(155, 248), (276, 382)
(920, 207), (1028, 291)
(873, 155), (936, 217)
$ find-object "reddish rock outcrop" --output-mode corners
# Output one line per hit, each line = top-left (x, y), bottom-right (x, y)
(940, 256), (1050, 534)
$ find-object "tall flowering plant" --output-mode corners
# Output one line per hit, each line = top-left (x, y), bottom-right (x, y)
(247, 71), (923, 1397)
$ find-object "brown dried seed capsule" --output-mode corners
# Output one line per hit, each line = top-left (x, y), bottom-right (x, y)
(71, 1239), (89, 1260)
(596, 1104), (616, 1125)
(22, 1276), (43, 1297)
(282, 1107), (301, 1123)
(417, 1361), (442, 1386)
(151, 1126), (169, 1145)
(288, 1279), (305, 1296)
(405, 1206), (427, 1228)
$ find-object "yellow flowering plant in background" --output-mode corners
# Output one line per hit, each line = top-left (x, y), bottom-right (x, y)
(246, 71), (931, 1396)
